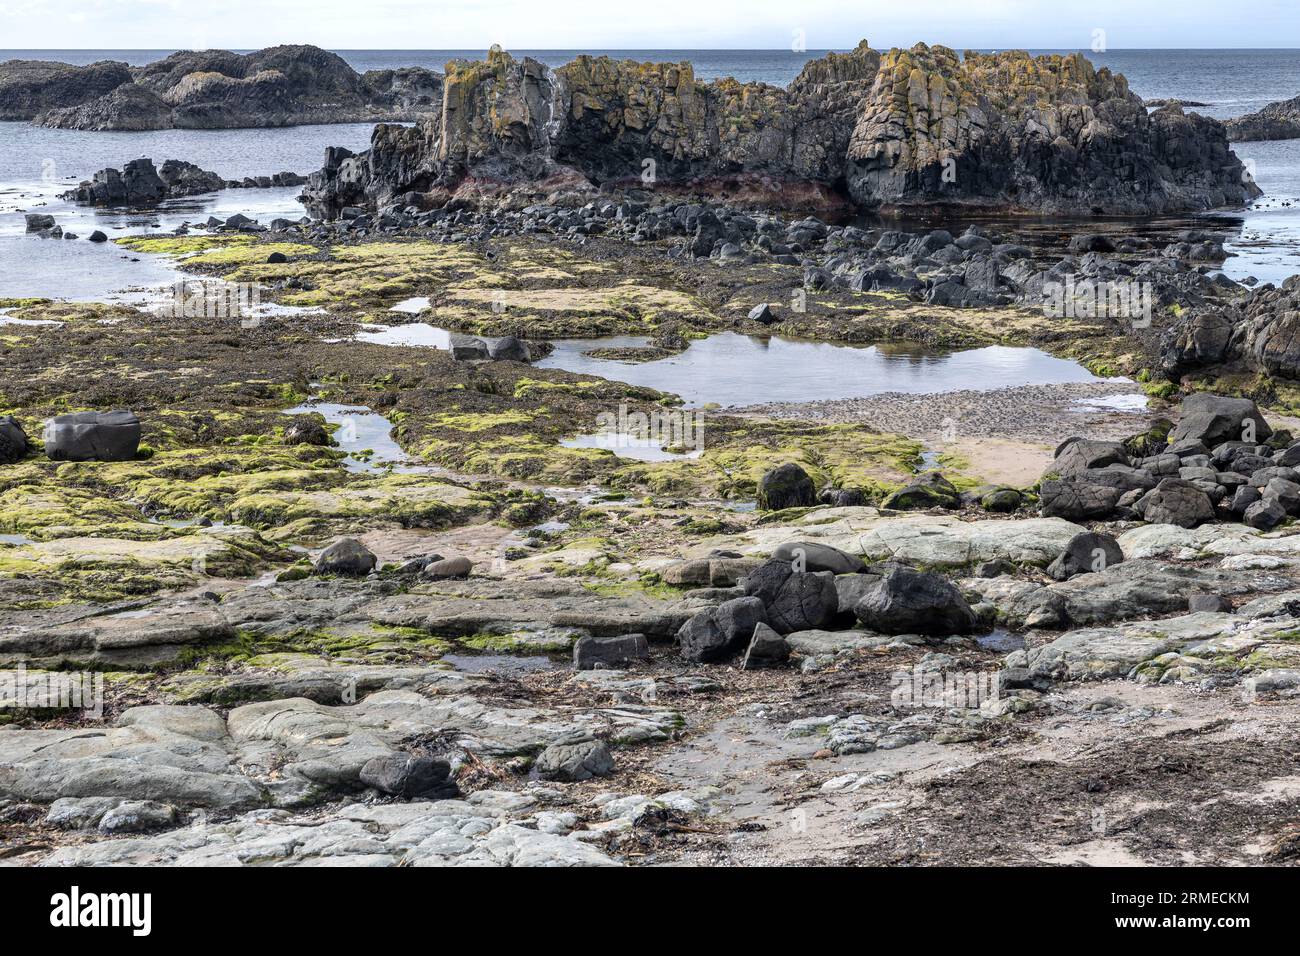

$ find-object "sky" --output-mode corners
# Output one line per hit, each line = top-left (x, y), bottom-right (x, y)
(2, 0), (1299, 50)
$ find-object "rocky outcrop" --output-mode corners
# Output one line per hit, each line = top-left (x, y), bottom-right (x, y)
(24, 45), (442, 130)
(1159, 276), (1300, 381)
(62, 157), (307, 206)
(303, 41), (1257, 218)
(0, 58), (132, 121)
(1225, 94), (1300, 142)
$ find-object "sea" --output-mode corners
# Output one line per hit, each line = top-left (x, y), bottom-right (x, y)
(1, 48), (1299, 302)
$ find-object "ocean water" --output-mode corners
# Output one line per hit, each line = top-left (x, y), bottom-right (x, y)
(1, 48), (1299, 300)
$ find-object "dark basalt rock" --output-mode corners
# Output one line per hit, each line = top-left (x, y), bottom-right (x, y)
(1225, 93), (1300, 142)
(283, 415), (329, 446)
(1168, 394), (1271, 448)
(0, 58), (133, 121)
(0, 416), (29, 464)
(314, 537), (377, 576)
(853, 566), (976, 635)
(1047, 532), (1125, 581)
(42, 410), (140, 462)
(32, 44), (443, 130)
(757, 463), (816, 511)
(359, 754), (457, 798)
(677, 596), (767, 662)
(1136, 478), (1216, 528)
(741, 622), (791, 670)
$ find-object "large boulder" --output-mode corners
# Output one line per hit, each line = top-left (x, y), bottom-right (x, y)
(757, 463), (816, 511)
(1038, 479), (1122, 520)
(853, 567), (976, 635)
(1168, 394), (1271, 448)
(740, 559), (839, 634)
(881, 471), (960, 510)
(1046, 532), (1125, 581)
(677, 596), (767, 662)
(1137, 478), (1215, 528)
(42, 410), (141, 461)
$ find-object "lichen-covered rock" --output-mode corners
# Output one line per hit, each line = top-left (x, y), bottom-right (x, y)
(303, 41), (1255, 218)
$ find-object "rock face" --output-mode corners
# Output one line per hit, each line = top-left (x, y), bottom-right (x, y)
(1225, 94), (1300, 142)
(0, 58), (133, 121)
(22, 45), (442, 130)
(303, 41), (1257, 218)
(42, 411), (141, 462)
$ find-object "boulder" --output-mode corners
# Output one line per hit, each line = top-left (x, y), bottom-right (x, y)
(573, 633), (649, 670)
(854, 567), (976, 635)
(422, 556), (473, 580)
(771, 541), (864, 574)
(284, 415), (329, 446)
(1244, 499), (1286, 530)
(740, 622), (790, 670)
(757, 463), (816, 511)
(882, 471), (960, 509)
(0, 415), (29, 464)
(1168, 394), (1271, 448)
(534, 736), (615, 782)
(359, 754), (456, 798)
(1138, 478), (1215, 528)
(42, 410), (141, 461)
(314, 537), (377, 576)
(1046, 532), (1124, 581)
(677, 596), (767, 662)
(1038, 479), (1122, 520)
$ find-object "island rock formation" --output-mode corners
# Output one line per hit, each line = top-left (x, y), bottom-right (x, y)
(0, 45), (442, 130)
(303, 41), (1259, 217)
